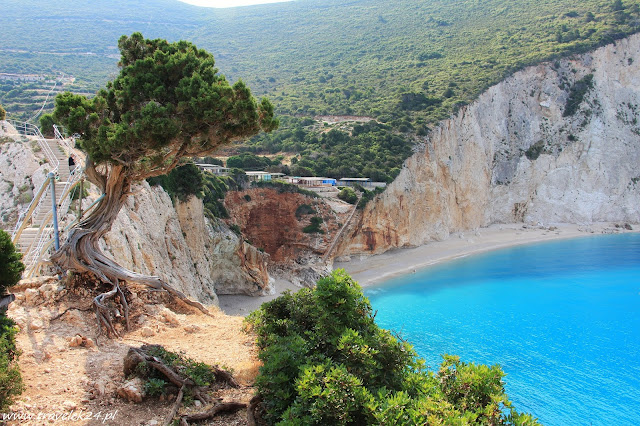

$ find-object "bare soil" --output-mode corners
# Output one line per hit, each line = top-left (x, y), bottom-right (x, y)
(6, 276), (260, 425)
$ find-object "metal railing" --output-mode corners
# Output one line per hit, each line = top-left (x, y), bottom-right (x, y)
(7, 119), (60, 172)
(7, 120), (91, 277)
(11, 178), (52, 242)
(24, 193), (104, 278)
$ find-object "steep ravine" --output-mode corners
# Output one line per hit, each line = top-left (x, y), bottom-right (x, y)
(338, 35), (640, 255)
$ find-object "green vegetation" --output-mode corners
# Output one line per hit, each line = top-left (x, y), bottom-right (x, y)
(302, 216), (324, 234)
(0, 229), (25, 295)
(130, 344), (230, 404)
(226, 152), (282, 170)
(0, 104), (5, 121)
(48, 33), (277, 331)
(0, 229), (25, 411)
(247, 270), (538, 425)
(0, 316), (23, 412)
(357, 186), (387, 210)
(525, 140), (547, 161)
(4, 0), (640, 178)
(147, 162), (205, 203)
(250, 180), (320, 199)
(338, 187), (358, 204)
(295, 203), (315, 218)
(563, 74), (595, 116)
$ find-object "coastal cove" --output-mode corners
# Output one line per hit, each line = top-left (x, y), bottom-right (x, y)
(361, 231), (640, 425)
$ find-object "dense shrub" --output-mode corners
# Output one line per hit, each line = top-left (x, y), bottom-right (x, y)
(302, 216), (324, 234)
(295, 203), (315, 218)
(0, 316), (23, 412)
(0, 229), (25, 295)
(0, 230), (24, 411)
(356, 186), (386, 210)
(525, 140), (546, 160)
(563, 74), (594, 117)
(226, 153), (279, 170)
(338, 187), (358, 204)
(147, 162), (204, 202)
(247, 270), (539, 425)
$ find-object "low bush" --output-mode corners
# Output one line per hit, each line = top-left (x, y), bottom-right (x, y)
(247, 270), (538, 425)
(302, 216), (324, 234)
(338, 187), (358, 204)
(0, 316), (23, 412)
(0, 229), (24, 295)
(0, 230), (24, 411)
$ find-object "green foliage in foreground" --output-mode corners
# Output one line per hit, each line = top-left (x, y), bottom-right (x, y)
(0, 229), (25, 296)
(0, 316), (23, 412)
(247, 270), (539, 425)
(0, 104), (5, 121)
(0, 231), (26, 411)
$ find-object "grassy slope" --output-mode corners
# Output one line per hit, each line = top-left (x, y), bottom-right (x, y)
(1, 0), (639, 177)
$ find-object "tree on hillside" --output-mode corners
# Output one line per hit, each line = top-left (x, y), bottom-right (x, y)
(0, 104), (5, 121)
(51, 33), (278, 335)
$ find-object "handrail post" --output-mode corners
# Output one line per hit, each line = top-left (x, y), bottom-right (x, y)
(49, 172), (60, 251)
(78, 178), (84, 219)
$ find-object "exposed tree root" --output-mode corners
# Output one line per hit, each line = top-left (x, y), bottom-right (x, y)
(247, 395), (263, 426)
(179, 402), (246, 424)
(51, 163), (212, 335)
(124, 345), (246, 425)
(163, 385), (185, 426)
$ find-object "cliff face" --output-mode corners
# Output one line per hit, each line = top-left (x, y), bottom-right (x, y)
(103, 183), (273, 301)
(0, 136), (272, 301)
(224, 188), (350, 286)
(0, 137), (49, 230)
(340, 35), (640, 255)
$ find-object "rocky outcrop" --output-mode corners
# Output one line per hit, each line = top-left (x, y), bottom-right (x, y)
(224, 187), (350, 286)
(103, 183), (273, 301)
(0, 134), (273, 302)
(339, 35), (640, 255)
(0, 137), (49, 230)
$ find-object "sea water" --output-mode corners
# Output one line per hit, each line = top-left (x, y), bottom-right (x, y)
(364, 233), (640, 425)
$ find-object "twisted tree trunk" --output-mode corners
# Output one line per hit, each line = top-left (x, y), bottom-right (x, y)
(51, 162), (210, 336)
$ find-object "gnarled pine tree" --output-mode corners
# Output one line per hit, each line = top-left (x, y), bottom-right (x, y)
(51, 33), (278, 335)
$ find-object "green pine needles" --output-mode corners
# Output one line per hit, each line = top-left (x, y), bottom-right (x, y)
(0, 230), (24, 411)
(0, 230), (24, 296)
(247, 270), (538, 425)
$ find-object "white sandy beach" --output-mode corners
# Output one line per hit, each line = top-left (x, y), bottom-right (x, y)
(218, 222), (637, 315)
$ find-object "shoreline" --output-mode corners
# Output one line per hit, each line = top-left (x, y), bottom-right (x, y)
(219, 222), (637, 315)
(335, 222), (637, 287)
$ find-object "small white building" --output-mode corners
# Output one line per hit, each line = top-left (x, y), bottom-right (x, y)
(337, 177), (372, 188)
(245, 171), (272, 182)
(195, 164), (229, 175)
(288, 177), (337, 187)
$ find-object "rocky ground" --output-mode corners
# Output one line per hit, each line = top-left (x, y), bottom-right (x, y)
(6, 276), (260, 425)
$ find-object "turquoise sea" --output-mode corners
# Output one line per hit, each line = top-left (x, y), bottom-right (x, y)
(364, 233), (640, 425)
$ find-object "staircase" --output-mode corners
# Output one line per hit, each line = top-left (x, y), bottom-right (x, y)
(9, 121), (85, 277)
(17, 139), (71, 254)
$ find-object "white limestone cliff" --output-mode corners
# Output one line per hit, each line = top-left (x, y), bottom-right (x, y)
(0, 136), (272, 302)
(102, 182), (273, 303)
(340, 35), (640, 254)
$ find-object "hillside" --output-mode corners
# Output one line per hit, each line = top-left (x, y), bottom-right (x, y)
(2, 0), (640, 180)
